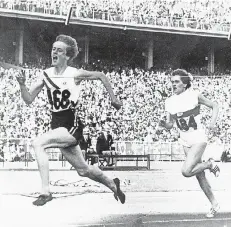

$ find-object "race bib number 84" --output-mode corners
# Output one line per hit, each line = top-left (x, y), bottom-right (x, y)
(176, 115), (197, 132)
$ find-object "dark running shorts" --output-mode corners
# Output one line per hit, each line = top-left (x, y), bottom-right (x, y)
(51, 109), (84, 144)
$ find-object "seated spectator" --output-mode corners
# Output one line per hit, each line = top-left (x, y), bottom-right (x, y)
(79, 128), (92, 159)
(106, 130), (114, 150)
(96, 131), (108, 155)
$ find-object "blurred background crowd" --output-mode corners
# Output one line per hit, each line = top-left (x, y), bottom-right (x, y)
(1, 63), (231, 146)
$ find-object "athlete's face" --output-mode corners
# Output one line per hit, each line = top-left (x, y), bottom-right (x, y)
(51, 41), (70, 66)
(171, 75), (187, 95)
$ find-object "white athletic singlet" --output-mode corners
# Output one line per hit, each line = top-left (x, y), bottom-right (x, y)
(165, 89), (207, 147)
(43, 66), (81, 112)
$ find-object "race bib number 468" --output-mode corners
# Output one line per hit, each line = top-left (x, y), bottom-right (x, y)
(47, 89), (71, 110)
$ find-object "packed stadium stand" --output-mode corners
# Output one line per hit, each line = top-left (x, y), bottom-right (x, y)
(0, 65), (230, 144)
(0, 0), (231, 32)
(0, 0), (231, 161)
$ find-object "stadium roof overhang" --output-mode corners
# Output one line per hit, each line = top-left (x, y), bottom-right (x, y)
(0, 9), (229, 39)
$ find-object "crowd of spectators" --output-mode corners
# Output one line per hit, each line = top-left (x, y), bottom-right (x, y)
(0, 0), (230, 32)
(1, 63), (231, 148)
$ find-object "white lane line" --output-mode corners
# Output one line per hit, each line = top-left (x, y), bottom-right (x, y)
(67, 217), (231, 227)
(143, 217), (231, 224)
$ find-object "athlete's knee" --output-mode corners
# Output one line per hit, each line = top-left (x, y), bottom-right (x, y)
(181, 168), (192, 178)
(31, 137), (49, 153)
(31, 138), (42, 150)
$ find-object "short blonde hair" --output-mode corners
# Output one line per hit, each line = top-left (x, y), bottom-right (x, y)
(56, 34), (79, 62)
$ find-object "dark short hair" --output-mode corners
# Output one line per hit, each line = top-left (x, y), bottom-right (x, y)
(172, 69), (191, 89)
(56, 34), (79, 62)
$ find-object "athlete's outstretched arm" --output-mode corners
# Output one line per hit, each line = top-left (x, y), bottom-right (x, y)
(74, 69), (122, 110)
(16, 70), (44, 105)
(198, 94), (219, 128)
(159, 113), (175, 130)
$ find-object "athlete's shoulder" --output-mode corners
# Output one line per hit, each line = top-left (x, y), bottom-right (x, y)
(189, 88), (201, 97)
(75, 68), (87, 75)
(67, 66), (78, 73)
(165, 94), (176, 104)
(44, 67), (54, 75)
(165, 95), (176, 112)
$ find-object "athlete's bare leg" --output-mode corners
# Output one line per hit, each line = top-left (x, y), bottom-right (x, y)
(32, 127), (76, 196)
(32, 127), (125, 205)
(196, 171), (218, 207)
(60, 146), (117, 193)
(181, 143), (212, 177)
(182, 145), (218, 208)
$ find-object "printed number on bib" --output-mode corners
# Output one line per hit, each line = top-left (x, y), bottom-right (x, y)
(47, 89), (71, 110)
(176, 115), (197, 131)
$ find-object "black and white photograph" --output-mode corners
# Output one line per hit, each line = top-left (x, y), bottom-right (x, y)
(0, 0), (231, 226)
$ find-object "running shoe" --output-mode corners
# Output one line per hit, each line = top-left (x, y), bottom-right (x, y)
(206, 204), (220, 218)
(208, 158), (220, 177)
(113, 178), (126, 204)
(33, 193), (53, 206)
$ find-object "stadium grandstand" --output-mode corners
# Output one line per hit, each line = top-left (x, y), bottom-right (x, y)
(0, 0), (231, 32)
(0, 0), (231, 162)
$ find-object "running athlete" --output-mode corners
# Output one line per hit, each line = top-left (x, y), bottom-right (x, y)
(16, 34), (125, 206)
(159, 69), (220, 218)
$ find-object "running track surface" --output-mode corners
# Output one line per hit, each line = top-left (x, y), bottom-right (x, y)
(1, 192), (231, 227)
(1, 162), (231, 227)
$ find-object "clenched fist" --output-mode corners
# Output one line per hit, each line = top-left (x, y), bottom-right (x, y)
(111, 99), (122, 110)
